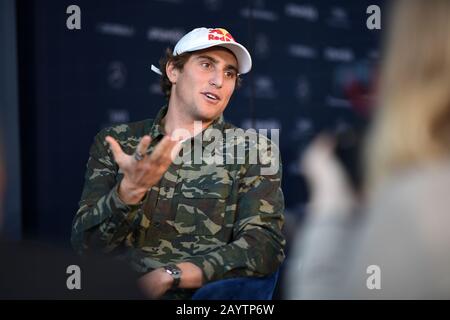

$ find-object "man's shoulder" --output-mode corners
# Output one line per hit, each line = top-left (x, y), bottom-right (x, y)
(97, 118), (154, 140)
(220, 120), (279, 155)
(205, 119), (281, 177)
(220, 120), (274, 139)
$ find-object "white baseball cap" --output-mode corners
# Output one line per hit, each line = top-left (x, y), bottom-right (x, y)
(151, 27), (252, 76)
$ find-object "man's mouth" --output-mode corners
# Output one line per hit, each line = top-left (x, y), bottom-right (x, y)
(201, 92), (220, 101)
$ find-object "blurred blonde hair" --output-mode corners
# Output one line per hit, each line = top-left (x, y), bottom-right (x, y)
(366, 0), (450, 193)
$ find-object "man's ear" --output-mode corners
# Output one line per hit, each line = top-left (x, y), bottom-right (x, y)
(166, 62), (179, 84)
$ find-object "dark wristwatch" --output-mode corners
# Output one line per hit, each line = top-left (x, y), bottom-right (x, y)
(164, 264), (182, 288)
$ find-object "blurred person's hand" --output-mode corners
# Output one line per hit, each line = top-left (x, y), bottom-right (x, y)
(106, 135), (182, 204)
(301, 134), (356, 218)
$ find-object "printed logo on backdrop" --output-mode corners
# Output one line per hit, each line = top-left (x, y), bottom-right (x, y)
(295, 76), (311, 103)
(96, 23), (135, 37)
(368, 50), (380, 60)
(240, 0), (278, 21)
(149, 82), (163, 96)
(287, 44), (317, 59)
(334, 119), (353, 135)
(284, 3), (318, 22)
(323, 47), (354, 63)
(100, 110), (131, 131)
(108, 110), (130, 124)
(204, 0), (222, 11)
(254, 33), (270, 59)
(327, 6), (350, 29)
(107, 61), (127, 89)
(241, 118), (281, 131)
(292, 117), (314, 140)
(326, 96), (351, 109)
(246, 76), (278, 99)
(147, 27), (185, 44)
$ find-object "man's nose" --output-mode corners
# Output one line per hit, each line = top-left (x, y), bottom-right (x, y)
(209, 70), (224, 88)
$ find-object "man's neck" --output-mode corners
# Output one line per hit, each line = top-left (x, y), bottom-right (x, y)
(163, 105), (214, 138)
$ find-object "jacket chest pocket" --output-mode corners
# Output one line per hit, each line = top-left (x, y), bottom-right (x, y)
(173, 181), (231, 236)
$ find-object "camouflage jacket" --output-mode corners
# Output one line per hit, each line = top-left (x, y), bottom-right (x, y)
(71, 106), (285, 289)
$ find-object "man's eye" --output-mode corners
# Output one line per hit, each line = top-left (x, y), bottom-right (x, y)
(225, 71), (237, 78)
(201, 62), (211, 69)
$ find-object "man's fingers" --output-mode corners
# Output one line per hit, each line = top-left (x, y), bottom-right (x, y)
(105, 136), (125, 162)
(136, 135), (152, 158)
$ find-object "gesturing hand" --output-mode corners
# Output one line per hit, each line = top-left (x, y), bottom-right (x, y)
(105, 135), (182, 204)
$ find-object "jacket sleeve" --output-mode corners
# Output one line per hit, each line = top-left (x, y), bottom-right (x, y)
(185, 142), (286, 283)
(71, 129), (144, 255)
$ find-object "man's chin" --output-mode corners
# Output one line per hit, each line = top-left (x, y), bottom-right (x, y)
(193, 111), (221, 123)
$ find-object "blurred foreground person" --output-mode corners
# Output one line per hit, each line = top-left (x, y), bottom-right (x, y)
(286, 0), (450, 299)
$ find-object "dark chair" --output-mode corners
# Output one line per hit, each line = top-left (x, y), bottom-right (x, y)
(191, 270), (279, 300)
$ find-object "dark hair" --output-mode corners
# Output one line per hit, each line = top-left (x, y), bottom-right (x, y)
(158, 48), (191, 100)
(158, 47), (242, 100)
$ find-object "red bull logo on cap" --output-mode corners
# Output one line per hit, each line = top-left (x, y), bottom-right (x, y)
(208, 28), (235, 42)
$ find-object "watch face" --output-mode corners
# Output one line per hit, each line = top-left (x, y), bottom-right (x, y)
(166, 265), (181, 277)
(169, 268), (180, 275)
(165, 265), (181, 288)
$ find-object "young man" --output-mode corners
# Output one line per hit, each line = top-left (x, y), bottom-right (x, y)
(71, 27), (285, 299)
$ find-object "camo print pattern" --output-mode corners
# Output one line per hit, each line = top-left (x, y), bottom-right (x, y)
(71, 106), (285, 296)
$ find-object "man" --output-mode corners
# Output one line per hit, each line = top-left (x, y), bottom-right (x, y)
(71, 27), (285, 299)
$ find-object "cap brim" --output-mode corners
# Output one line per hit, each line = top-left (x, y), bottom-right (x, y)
(184, 41), (252, 74)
